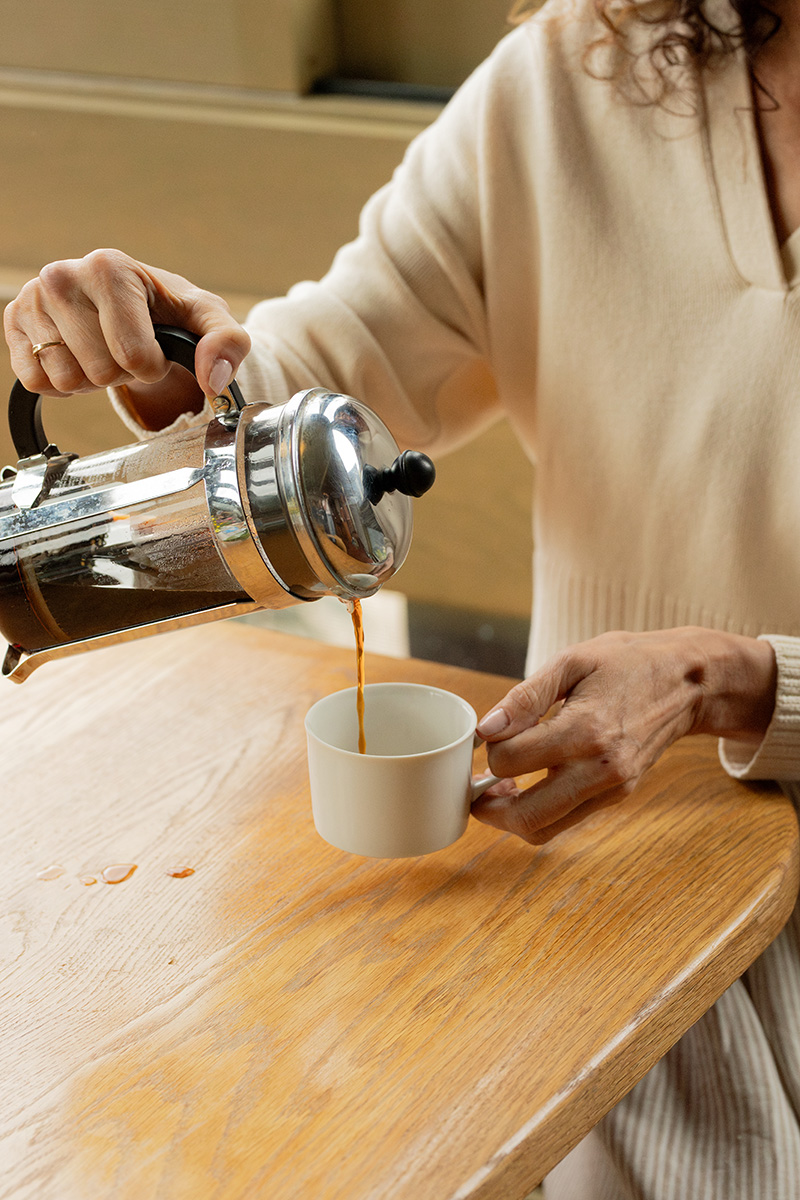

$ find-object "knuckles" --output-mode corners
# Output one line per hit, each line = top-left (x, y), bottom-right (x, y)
(511, 807), (553, 844)
(485, 738), (528, 778)
(81, 360), (132, 389)
(13, 361), (47, 392)
(486, 715), (643, 789)
(82, 247), (134, 282)
(504, 680), (545, 726)
(14, 248), (132, 308)
(578, 713), (609, 758)
(38, 258), (81, 298)
(191, 285), (232, 315)
(108, 336), (167, 381)
(42, 361), (91, 395)
(230, 324), (252, 359)
(598, 752), (639, 789)
(7, 278), (39, 315)
(592, 728), (641, 787)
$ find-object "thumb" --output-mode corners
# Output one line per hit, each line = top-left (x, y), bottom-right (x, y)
(191, 316), (251, 400)
(142, 261), (252, 398)
(476, 650), (587, 741)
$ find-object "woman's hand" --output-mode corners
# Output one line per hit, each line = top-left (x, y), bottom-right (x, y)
(3, 248), (250, 427)
(472, 627), (777, 844)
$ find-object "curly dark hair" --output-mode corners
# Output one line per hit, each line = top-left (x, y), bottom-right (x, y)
(509, 1), (782, 103)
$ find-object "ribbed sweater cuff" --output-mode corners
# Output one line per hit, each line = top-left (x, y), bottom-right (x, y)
(108, 384), (214, 439)
(719, 635), (800, 781)
(107, 345), (292, 439)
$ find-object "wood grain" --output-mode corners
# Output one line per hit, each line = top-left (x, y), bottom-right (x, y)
(1, 622), (797, 1199)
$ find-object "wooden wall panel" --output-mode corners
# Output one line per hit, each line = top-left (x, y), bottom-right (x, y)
(0, 0), (515, 93)
(0, 81), (430, 297)
(0, 0), (338, 93)
(335, 0), (513, 87)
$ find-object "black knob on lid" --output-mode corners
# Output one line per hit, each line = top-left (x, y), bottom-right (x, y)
(364, 451), (436, 504)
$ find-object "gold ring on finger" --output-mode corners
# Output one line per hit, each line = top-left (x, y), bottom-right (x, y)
(31, 340), (67, 359)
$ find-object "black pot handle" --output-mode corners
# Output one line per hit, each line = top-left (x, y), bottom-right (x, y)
(8, 324), (245, 460)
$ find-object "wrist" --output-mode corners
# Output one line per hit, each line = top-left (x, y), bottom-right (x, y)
(691, 629), (777, 744)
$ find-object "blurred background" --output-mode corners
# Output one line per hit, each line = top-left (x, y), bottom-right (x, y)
(0, 0), (534, 676)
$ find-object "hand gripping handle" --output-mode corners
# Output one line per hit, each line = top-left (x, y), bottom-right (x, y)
(8, 324), (245, 460)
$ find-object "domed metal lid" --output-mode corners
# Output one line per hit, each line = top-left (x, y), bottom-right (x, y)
(240, 389), (434, 601)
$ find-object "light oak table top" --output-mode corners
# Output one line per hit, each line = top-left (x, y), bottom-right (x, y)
(2, 621), (798, 1200)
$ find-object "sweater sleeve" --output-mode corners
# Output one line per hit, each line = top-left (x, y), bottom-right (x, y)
(110, 27), (534, 448)
(109, 383), (215, 438)
(237, 45), (519, 455)
(719, 635), (800, 781)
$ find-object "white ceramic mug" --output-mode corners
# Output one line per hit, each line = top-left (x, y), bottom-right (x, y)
(305, 682), (500, 858)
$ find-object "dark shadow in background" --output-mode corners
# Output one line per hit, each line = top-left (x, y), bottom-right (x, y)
(408, 601), (528, 679)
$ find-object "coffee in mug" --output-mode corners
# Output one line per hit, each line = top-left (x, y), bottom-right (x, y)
(305, 682), (499, 857)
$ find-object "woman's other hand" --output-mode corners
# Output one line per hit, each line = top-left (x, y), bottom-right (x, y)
(473, 627), (778, 844)
(3, 249), (251, 427)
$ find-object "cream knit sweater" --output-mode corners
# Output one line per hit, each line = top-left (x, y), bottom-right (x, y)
(115, 0), (800, 783)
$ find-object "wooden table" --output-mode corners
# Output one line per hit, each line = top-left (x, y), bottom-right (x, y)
(2, 622), (798, 1200)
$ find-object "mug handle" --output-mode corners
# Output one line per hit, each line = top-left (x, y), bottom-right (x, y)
(8, 324), (246, 460)
(471, 773), (504, 800)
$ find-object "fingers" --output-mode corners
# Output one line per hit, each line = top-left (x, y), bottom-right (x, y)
(475, 671), (654, 844)
(4, 279), (90, 397)
(137, 254), (251, 396)
(180, 291), (251, 398)
(472, 760), (638, 844)
(486, 697), (649, 788)
(5, 254), (154, 396)
(81, 252), (173, 385)
(476, 648), (589, 741)
(4, 248), (251, 400)
(471, 632), (699, 845)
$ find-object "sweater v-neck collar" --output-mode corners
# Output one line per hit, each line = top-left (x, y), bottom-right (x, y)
(782, 226), (800, 288)
(703, 49), (794, 292)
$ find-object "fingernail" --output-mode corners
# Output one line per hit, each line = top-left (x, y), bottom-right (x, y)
(208, 357), (234, 396)
(477, 707), (509, 737)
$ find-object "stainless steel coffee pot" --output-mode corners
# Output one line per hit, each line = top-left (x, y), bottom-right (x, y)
(0, 325), (434, 682)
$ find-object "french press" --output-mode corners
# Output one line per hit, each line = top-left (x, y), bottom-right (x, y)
(0, 326), (434, 682)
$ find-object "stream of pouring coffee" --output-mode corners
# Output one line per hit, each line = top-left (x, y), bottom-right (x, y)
(349, 599), (367, 754)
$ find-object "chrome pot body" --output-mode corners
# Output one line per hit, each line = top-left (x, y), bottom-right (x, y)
(0, 326), (432, 682)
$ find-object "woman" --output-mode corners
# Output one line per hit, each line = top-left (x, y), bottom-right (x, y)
(5, 0), (800, 1193)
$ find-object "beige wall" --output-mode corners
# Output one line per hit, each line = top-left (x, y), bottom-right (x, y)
(0, 1), (533, 620)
